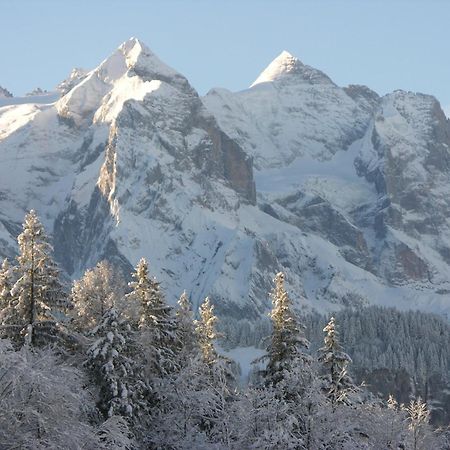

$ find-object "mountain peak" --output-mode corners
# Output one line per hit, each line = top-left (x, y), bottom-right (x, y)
(251, 50), (334, 87)
(0, 86), (13, 98)
(277, 50), (295, 60)
(119, 37), (147, 64)
(114, 37), (183, 83)
(56, 38), (192, 125)
(120, 36), (142, 51)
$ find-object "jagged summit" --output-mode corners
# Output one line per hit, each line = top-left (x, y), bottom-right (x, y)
(251, 50), (334, 87)
(56, 37), (192, 125)
(120, 36), (142, 52)
(116, 37), (181, 80)
(57, 68), (88, 95)
(0, 86), (13, 98)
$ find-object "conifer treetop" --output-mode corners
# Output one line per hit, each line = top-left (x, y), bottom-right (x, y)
(87, 307), (145, 419)
(177, 290), (192, 317)
(318, 316), (355, 406)
(0, 258), (14, 323)
(195, 297), (219, 366)
(5, 210), (68, 346)
(264, 272), (310, 384)
(72, 260), (124, 332)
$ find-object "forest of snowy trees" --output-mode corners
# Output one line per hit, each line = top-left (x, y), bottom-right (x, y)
(0, 210), (449, 449)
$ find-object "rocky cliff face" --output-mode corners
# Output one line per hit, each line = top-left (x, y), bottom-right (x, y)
(1, 39), (450, 338)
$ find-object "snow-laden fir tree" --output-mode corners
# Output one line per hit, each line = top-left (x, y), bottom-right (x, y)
(149, 295), (238, 448)
(87, 307), (147, 420)
(318, 316), (355, 407)
(176, 290), (199, 363)
(2, 210), (68, 346)
(195, 297), (219, 366)
(72, 260), (125, 333)
(261, 272), (311, 389)
(124, 257), (152, 328)
(0, 258), (14, 321)
(126, 258), (179, 376)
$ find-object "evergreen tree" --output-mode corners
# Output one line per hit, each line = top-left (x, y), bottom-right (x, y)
(72, 260), (125, 333)
(125, 257), (152, 328)
(176, 290), (199, 362)
(261, 272), (311, 388)
(0, 258), (14, 322)
(150, 295), (238, 449)
(4, 210), (68, 346)
(87, 307), (146, 420)
(195, 297), (219, 366)
(318, 316), (355, 407)
(127, 258), (178, 376)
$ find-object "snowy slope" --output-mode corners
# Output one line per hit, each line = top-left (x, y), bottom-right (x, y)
(1, 40), (450, 344)
(203, 51), (378, 169)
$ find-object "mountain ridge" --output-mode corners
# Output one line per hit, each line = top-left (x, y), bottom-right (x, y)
(1, 39), (450, 341)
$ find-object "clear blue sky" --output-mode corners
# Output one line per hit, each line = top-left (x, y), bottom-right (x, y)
(2, 0), (450, 111)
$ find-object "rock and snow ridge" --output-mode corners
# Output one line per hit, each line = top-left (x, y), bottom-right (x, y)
(0, 86), (13, 98)
(1, 38), (450, 341)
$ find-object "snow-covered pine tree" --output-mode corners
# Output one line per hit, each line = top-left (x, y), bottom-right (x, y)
(247, 272), (316, 446)
(195, 296), (219, 367)
(124, 257), (152, 328)
(127, 258), (179, 377)
(87, 307), (146, 420)
(318, 316), (355, 407)
(149, 296), (230, 449)
(72, 260), (125, 333)
(261, 272), (311, 390)
(0, 258), (14, 323)
(176, 290), (199, 363)
(5, 210), (68, 346)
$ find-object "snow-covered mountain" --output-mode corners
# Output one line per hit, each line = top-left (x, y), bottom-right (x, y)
(1, 38), (449, 339)
(0, 86), (13, 98)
